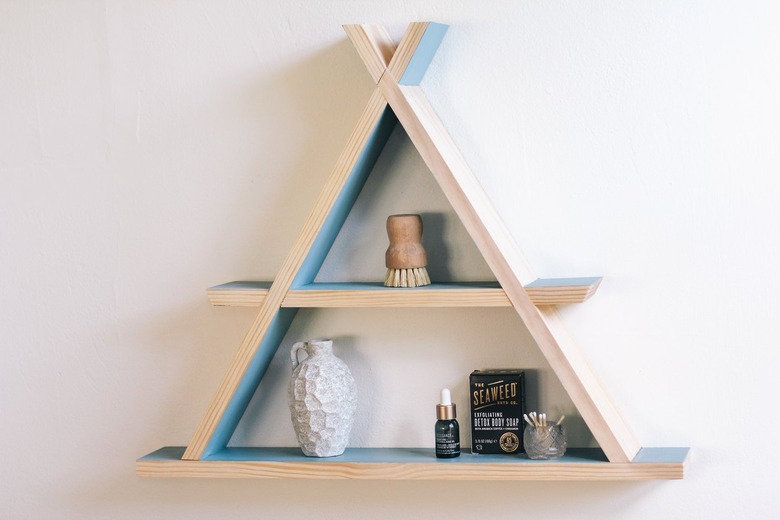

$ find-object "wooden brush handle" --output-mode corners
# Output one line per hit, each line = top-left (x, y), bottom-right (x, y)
(385, 214), (427, 269)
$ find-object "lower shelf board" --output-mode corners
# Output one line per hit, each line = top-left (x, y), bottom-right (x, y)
(136, 446), (688, 480)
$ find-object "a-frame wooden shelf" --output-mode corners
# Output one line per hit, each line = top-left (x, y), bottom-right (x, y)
(137, 22), (688, 481)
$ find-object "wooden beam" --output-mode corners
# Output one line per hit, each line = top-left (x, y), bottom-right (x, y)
(387, 22), (448, 85)
(343, 24), (396, 84)
(376, 76), (640, 463)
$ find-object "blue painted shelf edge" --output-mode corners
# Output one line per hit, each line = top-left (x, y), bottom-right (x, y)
(140, 446), (689, 464)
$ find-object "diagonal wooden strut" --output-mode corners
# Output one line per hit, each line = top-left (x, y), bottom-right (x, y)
(183, 21), (639, 463)
(348, 22), (639, 462)
(182, 29), (426, 460)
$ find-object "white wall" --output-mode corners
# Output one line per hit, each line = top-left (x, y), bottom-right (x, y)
(2, 1), (778, 518)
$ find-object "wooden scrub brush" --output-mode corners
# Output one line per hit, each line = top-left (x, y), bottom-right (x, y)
(384, 214), (431, 287)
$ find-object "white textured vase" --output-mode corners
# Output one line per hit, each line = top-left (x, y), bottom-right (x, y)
(288, 338), (357, 457)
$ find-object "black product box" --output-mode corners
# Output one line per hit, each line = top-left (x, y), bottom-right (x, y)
(470, 369), (526, 454)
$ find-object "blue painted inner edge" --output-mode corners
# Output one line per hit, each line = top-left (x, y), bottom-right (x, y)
(296, 282), (501, 290)
(399, 23), (449, 86)
(202, 307), (298, 458)
(524, 277), (602, 288)
(206, 447), (610, 463)
(632, 447), (690, 463)
(292, 105), (398, 287)
(144, 446), (689, 465)
(202, 104), (398, 457)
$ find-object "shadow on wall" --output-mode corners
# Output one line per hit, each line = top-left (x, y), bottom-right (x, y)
(420, 211), (453, 282)
(208, 37), (376, 279)
(136, 37), (375, 448)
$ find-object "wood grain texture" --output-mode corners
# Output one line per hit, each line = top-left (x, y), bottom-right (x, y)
(376, 77), (640, 463)
(386, 22), (430, 82)
(385, 214), (427, 269)
(138, 447), (688, 480)
(343, 24), (396, 84)
(524, 277), (602, 304)
(284, 284), (507, 307)
(206, 279), (602, 307)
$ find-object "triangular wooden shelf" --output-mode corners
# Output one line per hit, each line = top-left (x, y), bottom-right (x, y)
(137, 22), (688, 480)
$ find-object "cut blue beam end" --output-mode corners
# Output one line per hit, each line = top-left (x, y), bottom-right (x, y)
(399, 23), (449, 85)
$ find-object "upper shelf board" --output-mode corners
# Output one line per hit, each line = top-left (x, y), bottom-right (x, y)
(206, 278), (602, 308)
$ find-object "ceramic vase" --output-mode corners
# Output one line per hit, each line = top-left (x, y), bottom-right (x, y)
(288, 338), (357, 457)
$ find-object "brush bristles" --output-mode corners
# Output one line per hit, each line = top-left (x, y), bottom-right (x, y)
(384, 267), (431, 287)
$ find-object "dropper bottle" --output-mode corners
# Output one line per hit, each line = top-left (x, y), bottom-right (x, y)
(435, 388), (460, 458)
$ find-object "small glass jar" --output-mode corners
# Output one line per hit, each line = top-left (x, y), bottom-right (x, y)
(523, 423), (567, 460)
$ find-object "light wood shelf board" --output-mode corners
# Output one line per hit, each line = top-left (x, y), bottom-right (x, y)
(285, 282), (507, 307)
(206, 278), (602, 308)
(206, 281), (273, 307)
(138, 447), (688, 481)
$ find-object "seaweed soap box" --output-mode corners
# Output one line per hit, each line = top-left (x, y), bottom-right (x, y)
(470, 369), (526, 454)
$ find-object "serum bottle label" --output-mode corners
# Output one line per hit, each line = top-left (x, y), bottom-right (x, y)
(435, 420), (461, 458)
(436, 431), (460, 455)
